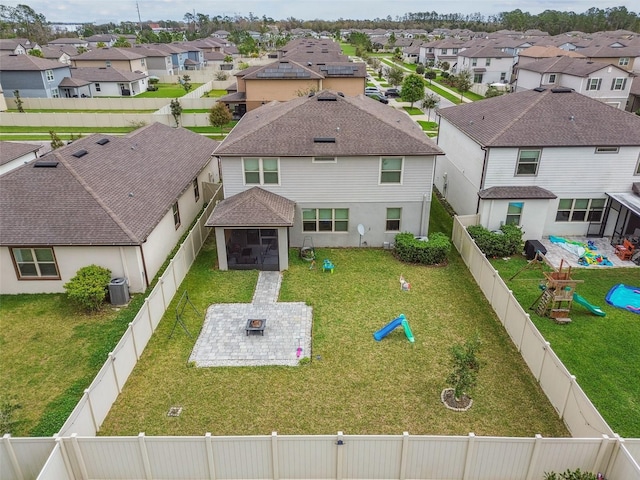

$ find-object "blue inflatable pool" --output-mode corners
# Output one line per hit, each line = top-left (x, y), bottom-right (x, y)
(605, 284), (640, 314)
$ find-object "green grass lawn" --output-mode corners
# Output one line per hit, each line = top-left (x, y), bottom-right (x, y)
(340, 43), (356, 56)
(424, 82), (461, 105)
(403, 107), (424, 115)
(136, 83), (203, 98)
(490, 257), (640, 438)
(417, 120), (439, 131)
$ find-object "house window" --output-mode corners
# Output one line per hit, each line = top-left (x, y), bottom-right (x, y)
(611, 78), (627, 90)
(485, 58), (491, 66)
(51, 88), (59, 98)
(386, 208), (401, 231)
(427, 48), (433, 53)
(636, 154), (640, 175)
(95, 83), (101, 92)
(500, 72), (507, 82)
(506, 202), (523, 225)
(140, 58), (145, 66)
(380, 157), (402, 183)
(619, 57), (629, 66)
(452, 48), (458, 54)
(45, 69), (54, 81)
(473, 73), (483, 83)
(193, 179), (200, 202)
(556, 198), (605, 222)
(106, 61), (111, 67)
(302, 208), (349, 232)
(172, 202), (181, 228)
(516, 149), (541, 176)
(595, 146), (619, 154)
(11, 247), (60, 279)
(313, 156), (336, 163)
(548, 73), (557, 83)
(586, 78), (602, 90)
(471, 58), (477, 66)
(441, 49), (447, 55)
(243, 157), (279, 185)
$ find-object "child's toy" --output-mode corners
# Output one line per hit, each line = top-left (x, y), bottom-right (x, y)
(322, 259), (335, 273)
(605, 284), (640, 314)
(373, 314), (415, 343)
(399, 275), (411, 291)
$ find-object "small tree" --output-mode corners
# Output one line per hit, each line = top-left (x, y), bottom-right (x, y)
(208, 102), (232, 133)
(387, 64), (405, 87)
(214, 71), (229, 81)
(440, 61), (450, 72)
(415, 63), (425, 75)
(13, 90), (24, 112)
(49, 130), (64, 149)
(64, 265), (112, 312)
(170, 99), (183, 127)
(485, 86), (504, 98)
(424, 69), (437, 84)
(447, 334), (481, 401)
(400, 73), (425, 108)
(28, 48), (43, 57)
(421, 93), (440, 121)
(453, 69), (473, 101)
(180, 74), (192, 93)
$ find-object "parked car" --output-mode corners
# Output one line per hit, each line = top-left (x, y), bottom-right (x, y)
(385, 88), (401, 97)
(366, 92), (389, 104)
(365, 86), (381, 94)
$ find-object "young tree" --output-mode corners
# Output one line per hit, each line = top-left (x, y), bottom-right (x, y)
(181, 74), (192, 93)
(440, 61), (450, 72)
(415, 63), (425, 75)
(453, 69), (473, 101)
(170, 99), (183, 127)
(421, 93), (440, 121)
(28, 48), (43, 57)
(12, 90), (24, 112)
(387, 64), (405, 87)
(208, 102), (232, 133)
(485, 85), (504, 98)
(447, 334), (481, 401)
(113, 36), (131, 47)
(49, 130), (64, 149)
(424, 69), (437, 84)
(400, 73), (425, 108)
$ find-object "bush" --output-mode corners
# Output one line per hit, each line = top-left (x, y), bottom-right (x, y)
(214, 71), (229, 81)
(543, 469), (599, 480)
(447, 334), (481, 400)
(394, 232), (451, 265)
(467, 223), (523, 258)
(64, 265), (112, 312)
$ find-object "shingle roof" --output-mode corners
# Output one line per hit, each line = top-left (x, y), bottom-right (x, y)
(206, 187), (295, 227)
(216, 91), (443, 157)
(517, 56), (622, 76)
(69, 67), (147, 82)
(242, 60), (324, 80)
(438, 88), (640, 147)
(518, 45), (585, 59)
(478, 186), (557, 199)
(0, 123), (218, 246)
(0, 54), (69, 71)
(0, 141), (41, 166)
(71, 47), (146, 61)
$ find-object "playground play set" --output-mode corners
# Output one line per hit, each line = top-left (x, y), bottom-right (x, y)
(373, 314), (415, 343)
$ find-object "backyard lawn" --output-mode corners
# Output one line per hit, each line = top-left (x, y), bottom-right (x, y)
(136, 83), (203, 98)
(490, 257), (640, 438)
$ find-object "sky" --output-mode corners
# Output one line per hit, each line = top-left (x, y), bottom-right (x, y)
(3, 0), (637, 25)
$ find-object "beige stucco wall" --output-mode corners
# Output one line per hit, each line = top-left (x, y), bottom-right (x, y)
(246, 78), (322, 103)
(71, 58), (147, 73)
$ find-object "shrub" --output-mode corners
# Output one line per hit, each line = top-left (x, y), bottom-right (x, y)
(64, 265), (112, 312)
(447, 334), (481, 400)
(467, 223), (523, 257)
(394, 231), (451, 265)
(543, 469), (599, 480)
(214, 71), (229, 81)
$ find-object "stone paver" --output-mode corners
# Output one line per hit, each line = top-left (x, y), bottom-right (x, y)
(189, 271), (312, 367)
(536, 237), (638, 269)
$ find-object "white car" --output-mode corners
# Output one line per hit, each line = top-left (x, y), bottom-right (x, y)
(365, 86), (381, 94)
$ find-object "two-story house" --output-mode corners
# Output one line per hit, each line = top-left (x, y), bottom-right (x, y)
(71, 48), (148, 74)
(207, 90), (444, 271)
(130, 45), (174, 76)
(514, 56), (634, 109)
(0, 54), (71, 98)
(434, 88), (640, 241)
(0, 123), (219, 295)
(455, 45), (516, 87)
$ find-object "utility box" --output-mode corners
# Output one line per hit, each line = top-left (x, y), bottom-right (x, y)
(108, 278), (130, 305)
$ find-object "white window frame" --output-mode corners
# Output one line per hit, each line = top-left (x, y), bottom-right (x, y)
(471, 58), (477, 66)
(45, 69), (54, 81)
(11, 247), (60, 279)
(547, 73), (557, 83)
(312, 156), (337, 163)
(386, 207), (402, 231)
(611, 78), (627, 90)
(193, 178), (200, 202)
(379, 157), (403, 184)
(105, 60), (111, 67)
(500, 72), (507, 82)
(619, 57), (629, 66)
(51, 88), (59, 98)
(636, 153), (640, 175)
(586, 78), (602, 90)
(302, 208), (349, 233)
(485, 58), (491, 67)
(441, 48), (447, 55)
(506, 202), (523, 225)
(95, 83), (101, 92)
(595, 146), (619, 154)
(556, 198), (606, 223)
(243, 157), (280, 185)
(172, 202), (181, 229)
(516, 149), (541, 176)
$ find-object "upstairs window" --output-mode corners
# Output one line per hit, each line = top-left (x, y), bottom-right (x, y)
(380, 157), (402, 183)
(586, 78), (602, 90)
(548, 73), (557, 83)
(243, 157), (279, 185)
(441, 49), (448, 55)
(516, 149), (541, 176)
(471, 58), (477, 66)
(45, 69), (54, 81)
(172, 202), (181, 228)
(611, 78), (627, 90)
(619, 57), (630, 66)
(485, 58), (491, 66)
(105, 60), (111, 67)
(193, 179), (200, 202)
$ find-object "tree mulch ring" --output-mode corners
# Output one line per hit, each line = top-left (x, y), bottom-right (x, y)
(441, 388), (473, 411)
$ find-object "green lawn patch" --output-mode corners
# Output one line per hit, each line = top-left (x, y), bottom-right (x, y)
(340, 43), (356, 56)
(424, 82), (461, 104)
(403, 107), (424, 115)
(202, 89), (227, 98)
(136, 83), (203, 98)
(417, 120), (439, 130)
(490, 257), (640, 437)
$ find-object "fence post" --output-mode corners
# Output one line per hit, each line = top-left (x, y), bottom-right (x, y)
(129, 322), (140, 360)
(145, 298), (153, 332)
(205, 432), (216, 480)
(519, 314), (531, 352)
(336, 431), (344, 480)
(560, 375), (576, 419)
(160, 278), (167, 310)
(85, 389), (99, 433)
(2, 434), (24, 480)
(271, 431), (279, 480)
(109, 352), (121, 394)
(138, 433), (153, 480)
(604, 435), (623, 476)
(55, 435), (75, 479)
(399, 431), (409, 480)
(537, 342), (550, 382)
(525, 434), (542, 480)
(592, 435), (611, 474)
(71, 433), (90, 480)
(462, 432), (476, 480)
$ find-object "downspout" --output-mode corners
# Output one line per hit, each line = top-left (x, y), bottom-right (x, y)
(419, 193), (428, 236)
(139, 244), (150, 289)
(477, 146), (489, 214)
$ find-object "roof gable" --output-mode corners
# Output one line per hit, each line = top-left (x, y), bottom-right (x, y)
(206, 187), (295, 227)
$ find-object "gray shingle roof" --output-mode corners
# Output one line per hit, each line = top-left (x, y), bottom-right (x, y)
(0, 54), (69, 71)
(0, 124), (218, 246)
(216, 91), (443, 157)
(478, 186), (557, 199)
(69, 67), (147, 82)
(0, 141), (41, 166)
(438, 88), (640, 147)
(206, 187), (295, 227)
(71, 47), (146, 61)
(517, 56), (622, 76)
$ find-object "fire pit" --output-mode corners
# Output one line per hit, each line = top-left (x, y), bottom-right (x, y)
(245, 318), (266, 336)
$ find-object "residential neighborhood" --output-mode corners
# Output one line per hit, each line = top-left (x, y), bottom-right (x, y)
(1, 4), (640, 479)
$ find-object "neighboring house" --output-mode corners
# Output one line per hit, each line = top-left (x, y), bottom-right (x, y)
(47, 37), (89, 50)
(0, 123), (219, 295)
(130, 45), (174, 76)
(0, 54), (71, 98)
(514, 56), (634, 109)
(71, 48), (148, 74)
(0, 38), (40, 55)
(39, 46), (74, 64)
(144, 43), (191, 72)
(434, 88), (640, 242)
(455, 45), (515, 86)
(576, 40), (640, 74)
(0, 141), (42, 175)
(84, 34), (117, 48)
(418, 39), (467, 68)
(67, 67), (148, 97)
(207, 90), (444, 271)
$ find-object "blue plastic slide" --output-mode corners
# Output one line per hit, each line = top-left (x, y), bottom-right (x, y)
(373, 314), (414, 342)
(573, 293), (606, 317)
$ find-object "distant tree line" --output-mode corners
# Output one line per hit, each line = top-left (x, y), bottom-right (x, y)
(0, 4), (637, 46)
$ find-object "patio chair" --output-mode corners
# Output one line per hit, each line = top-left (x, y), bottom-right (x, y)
(614, 239), (635, 261)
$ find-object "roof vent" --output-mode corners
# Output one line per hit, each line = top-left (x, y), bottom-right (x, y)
(314, 137), (336, 143)
(533, 87), (546, 92)
(96, 138), (110, 145)
(33, 160), (59, 168)
(551, 87), (572, 93)
(72, 149), (88, 158)
(317, 95), (337, 101)
(337, 92), (345, 97)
